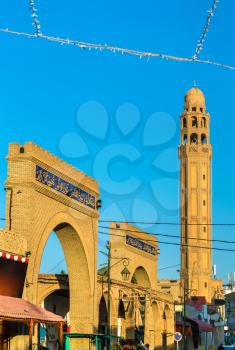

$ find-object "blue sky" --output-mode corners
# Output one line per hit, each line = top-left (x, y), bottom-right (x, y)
(0, 0), (235, 282)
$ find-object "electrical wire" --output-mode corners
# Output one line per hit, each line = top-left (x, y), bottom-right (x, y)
(99, 220), (235, 226)
(158, 264), (180, 271)
(99, 225), (235, 245)
(46, 257), (65, 273)
(98, 230), (235, 252)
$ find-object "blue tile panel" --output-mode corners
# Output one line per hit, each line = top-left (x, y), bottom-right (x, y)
(36, 165), (96, 209)
(126, 234), (157, 256)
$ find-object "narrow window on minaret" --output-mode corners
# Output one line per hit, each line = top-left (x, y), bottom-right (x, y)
(192, 117), (198, 127)
(202, 117), (206, 127)
(190, 133), (198, 144)
(201, 134), (207, 144)
(203, 200), (206, 206)
(192, 107), (197, 112)
(203, 227), (206, 233)
(183, 135), (188, 145)
(183, 118), (187, 128)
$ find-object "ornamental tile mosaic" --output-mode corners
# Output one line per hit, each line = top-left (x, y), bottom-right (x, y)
(126, 234), (157, 256)
(36, 165), (96, 209)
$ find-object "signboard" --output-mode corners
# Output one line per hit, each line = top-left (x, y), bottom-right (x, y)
(126, 235), (158, 256)
(174, 332), (183, 342)
(36, 165), (96, 209)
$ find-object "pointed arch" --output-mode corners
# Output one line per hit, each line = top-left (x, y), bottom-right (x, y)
(150, 301), (162, 349)
(33, 212), (94, 333)
(201, 134), (207, 144)
(131, 266), (151, 288)
(118, 299), (126, 319)
(190, 133), (198, 144)
(202, 117), (207, 127)
(192, 116), (198, 127)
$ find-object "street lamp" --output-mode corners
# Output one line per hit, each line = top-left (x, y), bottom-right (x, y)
(121, 259), (130, 281)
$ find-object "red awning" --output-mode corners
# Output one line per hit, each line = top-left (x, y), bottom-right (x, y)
(0, 295), (63, 323)
(0, 251), (29, 264)
(187, 317), (213, 332)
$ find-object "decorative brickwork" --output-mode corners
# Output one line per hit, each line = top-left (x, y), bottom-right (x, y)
(0, 230), (27, 256)
(4, 142), (100, 346)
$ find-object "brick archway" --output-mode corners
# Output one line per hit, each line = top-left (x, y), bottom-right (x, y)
(131, 266), (151, 288)
(149, 301), (162, 349)
(35, 215), (93, 332)
(37, 275), (69, 306)
(5, 142), (99, 335)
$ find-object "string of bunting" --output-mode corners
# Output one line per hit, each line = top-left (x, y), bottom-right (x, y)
(193, 0), (220, 59)
(0, 28), (235, 71)
(29, 0), (42, 36)
(1, 0), (234, 71)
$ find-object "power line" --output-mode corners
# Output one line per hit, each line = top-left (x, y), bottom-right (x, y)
(193, 0), (220, 59)
(44, 260), (179, 275)
(99, 225), (235, 245)
(0, 28), (234, 71)
(99, 220), (235, 226)
(46, 257), (65, 273)
(158, 264), (180, 271)
(98, 230), (235, 252)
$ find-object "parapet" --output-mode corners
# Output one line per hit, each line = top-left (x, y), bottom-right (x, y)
(7, 142), (99, 194)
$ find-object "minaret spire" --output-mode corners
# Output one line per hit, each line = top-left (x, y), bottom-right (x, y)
(179, 87), (212, 302)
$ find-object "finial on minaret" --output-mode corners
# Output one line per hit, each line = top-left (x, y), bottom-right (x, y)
(193, 80), (197, 87)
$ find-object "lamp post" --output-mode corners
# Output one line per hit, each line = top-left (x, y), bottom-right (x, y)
(121, 260), (131, 281)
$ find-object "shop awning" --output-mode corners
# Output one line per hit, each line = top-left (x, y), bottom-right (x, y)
(0, 250), (29, 264)
(0, 294), (63, 323)
(187, 317), (213, 332)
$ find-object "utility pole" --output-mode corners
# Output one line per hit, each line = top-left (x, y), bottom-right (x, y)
(100, 241), (130, 349)
(107, 241), (111, 350)
(183, 282), (187, 350)
(181, 281), (197, 350)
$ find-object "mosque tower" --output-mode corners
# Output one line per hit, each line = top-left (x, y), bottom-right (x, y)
(179, 87), (213, 302)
